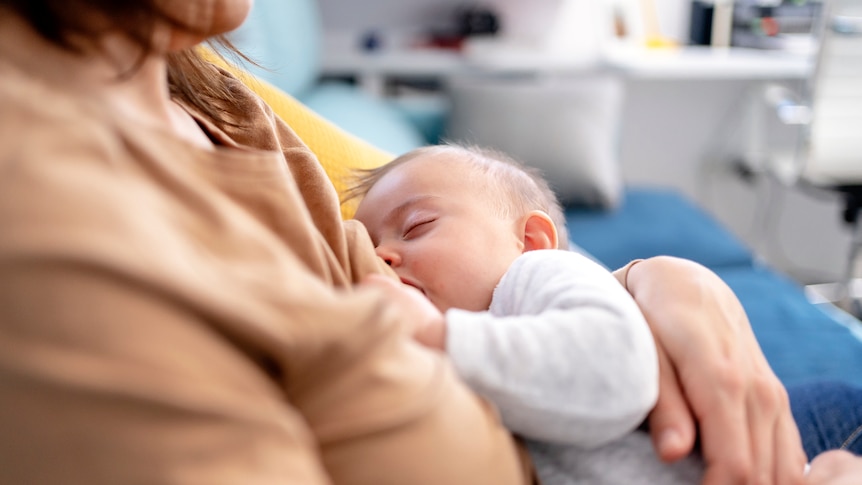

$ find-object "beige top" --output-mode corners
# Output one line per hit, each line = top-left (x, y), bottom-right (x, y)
(0, 58), (531, 485)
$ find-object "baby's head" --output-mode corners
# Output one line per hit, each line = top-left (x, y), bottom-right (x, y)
(350, 144), (568, 313)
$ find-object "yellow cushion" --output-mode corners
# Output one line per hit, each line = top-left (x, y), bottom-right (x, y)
(206, 52), (394, 219)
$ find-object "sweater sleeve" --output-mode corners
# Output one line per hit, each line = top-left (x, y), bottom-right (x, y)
(446, 250), (658, 448)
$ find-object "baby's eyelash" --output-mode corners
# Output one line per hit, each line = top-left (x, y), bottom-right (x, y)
(403, 219), (435, 239)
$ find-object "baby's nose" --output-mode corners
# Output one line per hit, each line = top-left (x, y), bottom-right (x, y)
(375, 245), (401, 267)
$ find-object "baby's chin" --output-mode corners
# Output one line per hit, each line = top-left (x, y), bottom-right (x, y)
(424, 295), (450, 314)
(432, 302), (449, 314)
(431, 298), (485, 314)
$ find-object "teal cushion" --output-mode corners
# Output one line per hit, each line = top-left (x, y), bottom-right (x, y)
(226, 1), (427, 156)
(301, 82), (427, 154)
(227, 0), (321, 97)
(390, 96), (450, 144)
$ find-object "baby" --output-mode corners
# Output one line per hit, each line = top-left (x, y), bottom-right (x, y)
(349, 144), (668, 483)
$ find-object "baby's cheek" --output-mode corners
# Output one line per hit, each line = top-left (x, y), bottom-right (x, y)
(419, 265), (455, 307)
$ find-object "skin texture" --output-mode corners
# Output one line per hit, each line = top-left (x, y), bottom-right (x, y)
(0, 0), (252, 151)
(806, 450), (862, 485)
(355, 152), (557, 351)
(361, 273), (447, 350)
(156, 0), (253, 47)
(354, 153), (531, 314)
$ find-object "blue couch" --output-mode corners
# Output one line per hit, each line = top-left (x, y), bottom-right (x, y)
(567, 187), (862, 388)
(232, 0), (862, 390)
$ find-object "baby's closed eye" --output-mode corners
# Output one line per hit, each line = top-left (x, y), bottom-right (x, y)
(403, 219), (436, 240)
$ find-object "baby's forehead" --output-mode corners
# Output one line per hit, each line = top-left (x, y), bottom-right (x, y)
(400, 152), (489, 182)
(406, 153), (515, 203)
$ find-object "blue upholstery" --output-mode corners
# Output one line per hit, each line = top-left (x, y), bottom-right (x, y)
(228, 0), (426, 154)
(566, 187), (753, 271)
(715, 265), (862, 388)
(567, 187), (862, 389)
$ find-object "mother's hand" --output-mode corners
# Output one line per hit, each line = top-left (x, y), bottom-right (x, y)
(616, 256), (807, 485)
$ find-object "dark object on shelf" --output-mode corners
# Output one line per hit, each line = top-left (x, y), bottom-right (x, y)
(360, 30), (384, 52)
(732, 1), (821, 50)
(690, 1), (819, 49)
(689, 1), (714, 45)
(422, 4), (500, 51)
(456, 5), (500, 37)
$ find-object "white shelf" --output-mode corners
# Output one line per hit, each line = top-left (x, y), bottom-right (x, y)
(603, 45), (814, 80)
(322, 46), (467, 78)
(321, 36), (815, 96)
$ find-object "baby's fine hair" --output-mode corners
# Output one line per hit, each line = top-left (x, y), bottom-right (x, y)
(345, 143), (569, 250)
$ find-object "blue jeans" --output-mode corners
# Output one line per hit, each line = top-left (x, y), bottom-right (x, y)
(789, 381), (862, 459)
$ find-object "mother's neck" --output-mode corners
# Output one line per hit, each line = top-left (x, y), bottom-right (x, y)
(0, 11), (213, 149)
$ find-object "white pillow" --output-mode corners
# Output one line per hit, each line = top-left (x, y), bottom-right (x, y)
(445, 73), (624, 208)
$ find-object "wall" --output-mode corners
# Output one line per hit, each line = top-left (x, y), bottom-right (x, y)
(617, 76), (850, 283)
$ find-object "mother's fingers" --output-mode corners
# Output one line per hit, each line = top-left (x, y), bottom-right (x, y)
(774, 400), (807, 485)
(647, 342), (697, 462)
(691, 362), (753, 485)
(743, 374), (780, 485)
(684, 356), (806, 485)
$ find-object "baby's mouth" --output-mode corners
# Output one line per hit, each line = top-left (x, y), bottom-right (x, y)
(400, 278), (425, 295)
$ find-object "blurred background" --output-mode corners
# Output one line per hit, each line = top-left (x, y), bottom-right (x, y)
(235, 0), (861, 292)
(316, 0), (850, 287)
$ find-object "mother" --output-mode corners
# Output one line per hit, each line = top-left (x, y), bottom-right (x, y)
(0, 0), (850, 483)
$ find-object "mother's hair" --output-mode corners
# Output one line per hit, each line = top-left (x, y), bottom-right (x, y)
(1, 0), (179, 53)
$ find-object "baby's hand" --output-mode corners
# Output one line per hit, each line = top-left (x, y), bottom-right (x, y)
(361, 274), (447, 351)
(806, 450), (862, 485)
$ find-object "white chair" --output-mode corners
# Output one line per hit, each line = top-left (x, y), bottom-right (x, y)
(750, 0), (862, 310)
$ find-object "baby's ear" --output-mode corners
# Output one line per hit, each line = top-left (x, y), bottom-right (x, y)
(522, 210), (558, 251)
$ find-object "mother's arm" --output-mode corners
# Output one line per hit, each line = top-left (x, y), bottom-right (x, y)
(614, 256), (808, 485)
